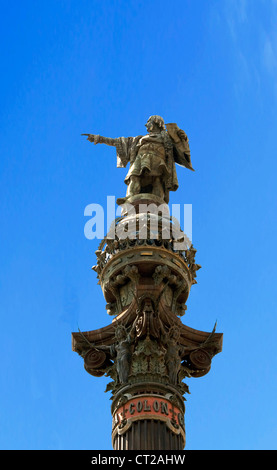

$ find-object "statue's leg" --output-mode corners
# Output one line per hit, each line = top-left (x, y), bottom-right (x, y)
(152, 177), (164, 200)
(127, 176), (141, 196)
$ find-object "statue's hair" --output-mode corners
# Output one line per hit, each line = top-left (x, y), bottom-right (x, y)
(147, 115), (166, 131)
(112, 322), (128, 337)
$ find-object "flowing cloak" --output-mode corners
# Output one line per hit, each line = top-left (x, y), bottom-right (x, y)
(114, 123), (194, 193)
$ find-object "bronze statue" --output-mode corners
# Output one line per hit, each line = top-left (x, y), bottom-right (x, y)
(161, 325), (187, 385)
(90, 324), (135, 384)
(82, 115), (194, 204)
(110, 324), (135, 383)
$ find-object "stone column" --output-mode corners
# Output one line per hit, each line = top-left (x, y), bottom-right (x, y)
(72, 198), (222, 450)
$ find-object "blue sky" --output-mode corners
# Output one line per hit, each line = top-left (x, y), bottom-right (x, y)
(1, 0), (277, 450)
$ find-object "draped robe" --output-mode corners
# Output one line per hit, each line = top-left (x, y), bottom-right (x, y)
(114, 125), (194, 195)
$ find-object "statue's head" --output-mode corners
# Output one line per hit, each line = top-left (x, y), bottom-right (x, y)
(136, 294), (156, 315)
(145, 115), (166, 132)
(142, 298), (155, 315)
(169, 325), (180, 341)
(115, 324), (127, 340)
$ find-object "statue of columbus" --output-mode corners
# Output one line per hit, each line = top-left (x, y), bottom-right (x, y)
(82, 115), (194, 204)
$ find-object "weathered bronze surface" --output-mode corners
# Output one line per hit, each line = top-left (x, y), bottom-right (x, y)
(82, 115), (194, 204)
(72, 116), (223, 450)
